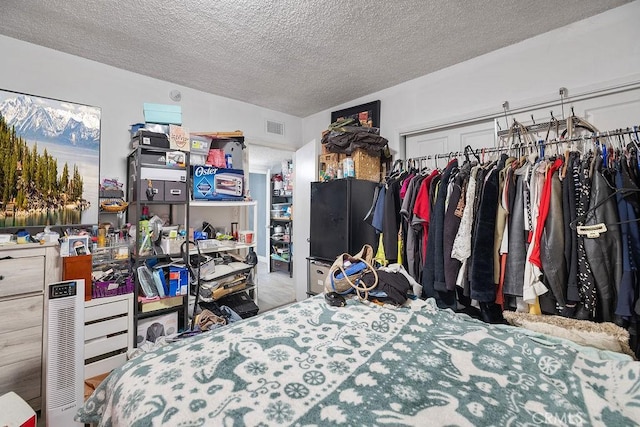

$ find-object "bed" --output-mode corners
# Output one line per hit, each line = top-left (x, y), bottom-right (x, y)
(77, 296), (640, 426)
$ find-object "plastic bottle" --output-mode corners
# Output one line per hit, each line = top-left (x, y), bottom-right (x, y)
(343, 157), (355, 178)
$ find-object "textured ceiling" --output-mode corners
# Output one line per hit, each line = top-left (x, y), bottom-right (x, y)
(0, 0), (630, 117)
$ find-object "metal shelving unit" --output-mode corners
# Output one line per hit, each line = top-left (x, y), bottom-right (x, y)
(127, 146), (190, 346)
(189, 200), (259, 305)
(270, 181), (293, 277)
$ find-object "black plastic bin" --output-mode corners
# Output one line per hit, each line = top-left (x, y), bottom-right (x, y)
(202, 292), (259, 319)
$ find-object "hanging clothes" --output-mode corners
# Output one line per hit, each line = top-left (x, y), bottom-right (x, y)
(615, 163), (640, 320)
(382, 175), (403, 263)
(469, 164), (499, 302)
(400, 125), (640, 335)
(503, 160), (529, 300)
(399, 174), (423, 278)
(422, 159), (458, 309)
(582, 156), (622, 322)
(412, 169), (440, 279)
(493, 156), (514, 287)
(539, 159), (568, 309)
(573, 153), (597, 319)
(443, 162), (469, 290)
(451, 164), (480, 289)
(562, 152), (580, 307)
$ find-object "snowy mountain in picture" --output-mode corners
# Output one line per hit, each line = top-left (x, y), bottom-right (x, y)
(0, 94), (100, 148)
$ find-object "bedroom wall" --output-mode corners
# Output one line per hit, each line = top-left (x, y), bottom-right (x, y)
(301, 1), (640, 155)
(0, 35), (303, 186)
(296, 1), (640, 301)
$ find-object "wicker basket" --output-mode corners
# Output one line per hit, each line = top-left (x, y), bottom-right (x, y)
(100, 199), (129, 213)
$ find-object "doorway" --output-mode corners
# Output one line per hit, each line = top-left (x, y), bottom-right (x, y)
(247, 143), (296, 310)
(248, 173), (267, 259)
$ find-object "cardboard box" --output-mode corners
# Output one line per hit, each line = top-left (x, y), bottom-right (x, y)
(136, 311), (178, 345)
(318, 153), (345, 180)
(192, 165), (244, 200)
(318, 150), (381, 182)
(169, 124), (190, 152)
(143, 103), (182, 125)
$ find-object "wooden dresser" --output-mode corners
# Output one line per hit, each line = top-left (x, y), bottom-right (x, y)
(0, 242), (60, 412)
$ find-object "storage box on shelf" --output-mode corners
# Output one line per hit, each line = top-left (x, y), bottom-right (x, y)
(307, 258), (331, 296)
(127, 145), (190, 346)
(192, 166), (244, 201)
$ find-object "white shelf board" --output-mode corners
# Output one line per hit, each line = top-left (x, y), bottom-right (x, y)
(190, 200), (257, 208)
(190, 241), (256, 255)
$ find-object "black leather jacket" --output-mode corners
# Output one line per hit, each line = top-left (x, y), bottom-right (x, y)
(583, 162), (622, 322)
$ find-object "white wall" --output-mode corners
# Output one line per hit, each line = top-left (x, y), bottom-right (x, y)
(0, 35), (303, 186)
(302, 1), (640, 155)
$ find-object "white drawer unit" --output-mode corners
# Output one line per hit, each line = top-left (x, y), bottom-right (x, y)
(0, 242), (60, 413)
(84, 293), (134, 379)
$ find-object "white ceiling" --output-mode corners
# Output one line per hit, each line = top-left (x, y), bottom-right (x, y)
(0, 0), (630, 118)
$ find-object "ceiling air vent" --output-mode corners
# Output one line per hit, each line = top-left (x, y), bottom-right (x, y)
(266, 120), (285, 136)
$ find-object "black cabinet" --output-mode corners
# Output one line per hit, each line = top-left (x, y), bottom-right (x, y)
(309, 179), (377, 261)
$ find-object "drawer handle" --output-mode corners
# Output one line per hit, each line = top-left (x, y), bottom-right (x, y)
(316, 270), (323, 274)
(0, 275), (4, 280)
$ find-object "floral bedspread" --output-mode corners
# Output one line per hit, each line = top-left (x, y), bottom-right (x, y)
(77, 296), (640, 426)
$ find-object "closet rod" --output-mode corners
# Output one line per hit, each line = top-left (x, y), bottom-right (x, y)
(407, 126), (639, 163)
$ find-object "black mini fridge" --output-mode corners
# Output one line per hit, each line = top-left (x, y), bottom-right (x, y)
(309, 179), (378, 261)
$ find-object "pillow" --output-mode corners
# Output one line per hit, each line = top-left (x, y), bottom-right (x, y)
(503, 311), (635, 359)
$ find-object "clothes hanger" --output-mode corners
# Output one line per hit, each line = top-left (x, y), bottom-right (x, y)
(561, 109), (599, 139)
(463, 145), (481, 164)
(570, 185), (640, 236)
(419, 157), (429, 174)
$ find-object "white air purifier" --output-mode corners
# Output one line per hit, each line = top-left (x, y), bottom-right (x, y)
(45, 280), (84, 427)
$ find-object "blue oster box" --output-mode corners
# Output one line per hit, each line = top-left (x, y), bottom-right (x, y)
(192, 165), (244, 201)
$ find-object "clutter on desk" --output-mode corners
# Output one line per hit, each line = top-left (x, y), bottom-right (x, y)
(136, 209), (186, 257)
(61, 234), (92, 257)
(192, 221), (254, 248)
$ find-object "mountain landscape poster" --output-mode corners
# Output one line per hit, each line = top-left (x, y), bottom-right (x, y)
(0, 89), (100, 227)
